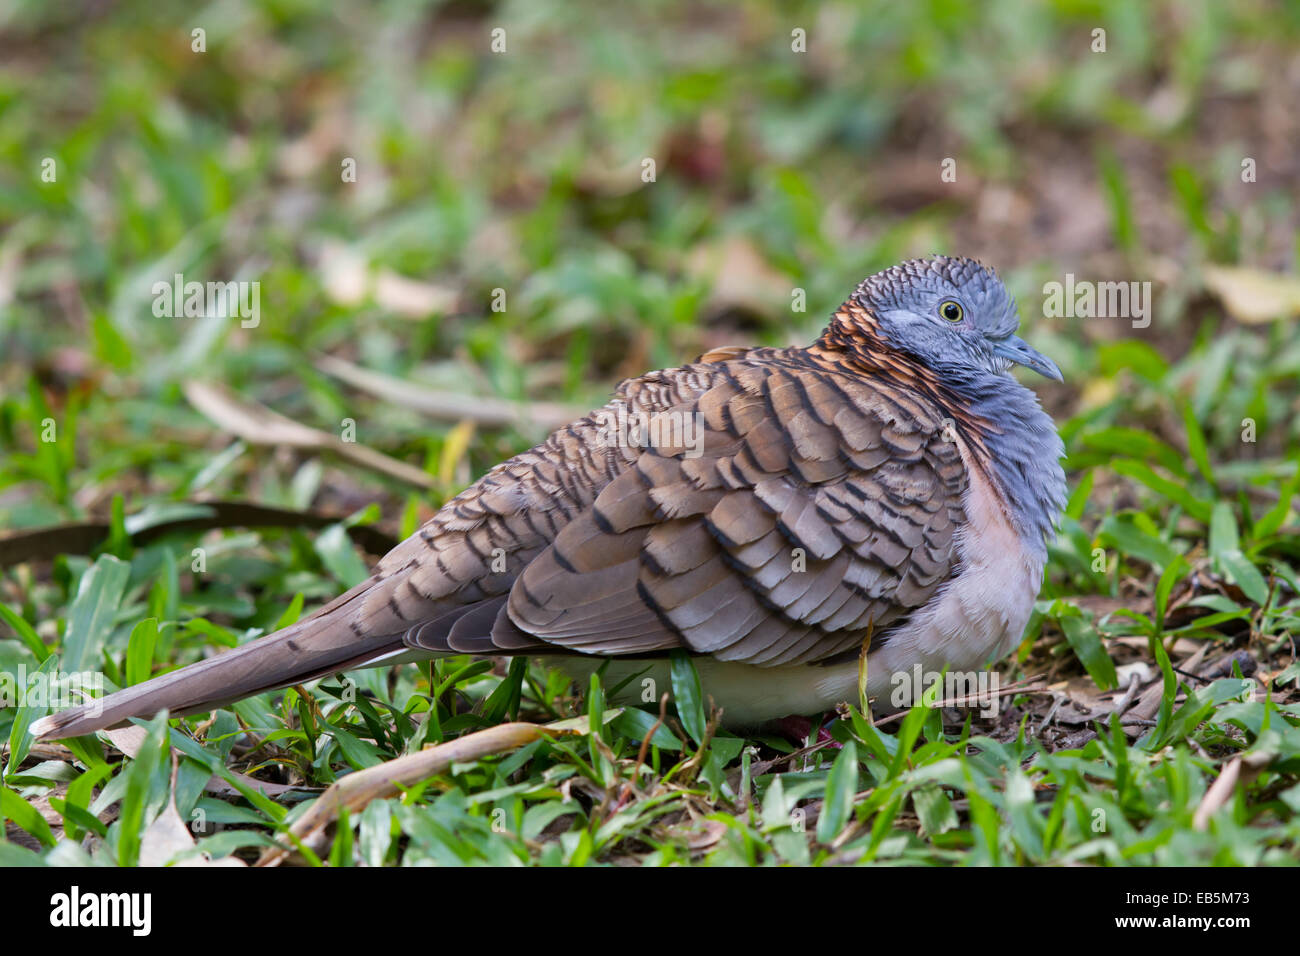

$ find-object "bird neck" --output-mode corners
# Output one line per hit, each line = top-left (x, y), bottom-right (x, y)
(936, 362), (1067, 559)
(813, 304), (1066, 557)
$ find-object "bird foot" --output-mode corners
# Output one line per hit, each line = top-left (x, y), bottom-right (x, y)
(770, 713), (843, 748)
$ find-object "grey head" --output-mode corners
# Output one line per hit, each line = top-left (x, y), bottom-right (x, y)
(848, 255), (1067, 557)
(853, 255), (1062, 383)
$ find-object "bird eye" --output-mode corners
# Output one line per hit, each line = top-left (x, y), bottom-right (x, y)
(940, 300), (964, 322)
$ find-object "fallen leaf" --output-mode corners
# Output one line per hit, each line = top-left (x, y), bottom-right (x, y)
(184, 381), (434, 488)
(139, 755), (246, 867)
(1192, 757), (1240, 831)
(319, 241), (369, 306)
(374, 269), (457, 318)
(1203, 264), (1300, 324)
(686, 237), (792, 318)
(257, 721), (564, 866)
(103, 726), (315, 800)
(315, 353), (584, 430)
(317, 242), (457, 318)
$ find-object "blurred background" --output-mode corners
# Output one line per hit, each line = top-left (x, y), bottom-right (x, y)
(0, 0), (1298, 624)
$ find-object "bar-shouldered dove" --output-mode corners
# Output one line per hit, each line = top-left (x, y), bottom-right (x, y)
(34, 255), (1065, 738)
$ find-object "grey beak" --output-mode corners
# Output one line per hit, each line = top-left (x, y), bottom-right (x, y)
(992, 335), (1063, 382)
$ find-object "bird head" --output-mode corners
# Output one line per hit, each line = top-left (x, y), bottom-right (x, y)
(845, 255), (1063, 383)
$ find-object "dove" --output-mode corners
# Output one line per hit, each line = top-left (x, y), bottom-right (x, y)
(33, 255), (1065, 739)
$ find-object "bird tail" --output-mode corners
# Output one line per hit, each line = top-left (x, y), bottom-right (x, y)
(31, 582), (404, 741)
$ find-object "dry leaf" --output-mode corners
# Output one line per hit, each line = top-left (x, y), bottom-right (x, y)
(140, 755), (247, 867)
(374, 269), (457, 318)
(1193, 757), (1241, 831)
(319, 240), (369, 306)
(315, 353), (584, 430)
(318, 241), (457, 318)
(103, 725), (316, 800)
(1203, 264), (1300, 324)
(184, 380), (434, 488)
(686, 236), (791, 317)
(257, 721), (564, 866)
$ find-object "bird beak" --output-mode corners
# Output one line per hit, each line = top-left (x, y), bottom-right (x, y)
(992, 335), (1063, 382)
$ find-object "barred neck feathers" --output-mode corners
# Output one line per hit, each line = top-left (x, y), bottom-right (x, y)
(814, 302), (1065, 558)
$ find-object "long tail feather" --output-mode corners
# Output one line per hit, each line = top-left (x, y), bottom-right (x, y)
(31, 588), (403, 740)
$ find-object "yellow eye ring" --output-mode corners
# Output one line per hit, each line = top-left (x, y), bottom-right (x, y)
(939, 300), (964, 322)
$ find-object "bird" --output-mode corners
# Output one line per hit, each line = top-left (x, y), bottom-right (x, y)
(33, 255), (1066, 740)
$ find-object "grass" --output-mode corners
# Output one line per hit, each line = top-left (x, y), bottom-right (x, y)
(0, 0), (1298, 866)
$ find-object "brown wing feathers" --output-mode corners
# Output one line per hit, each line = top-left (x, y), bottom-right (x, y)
(33, 346), (967, 739)
(506, 353), (966, 666)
